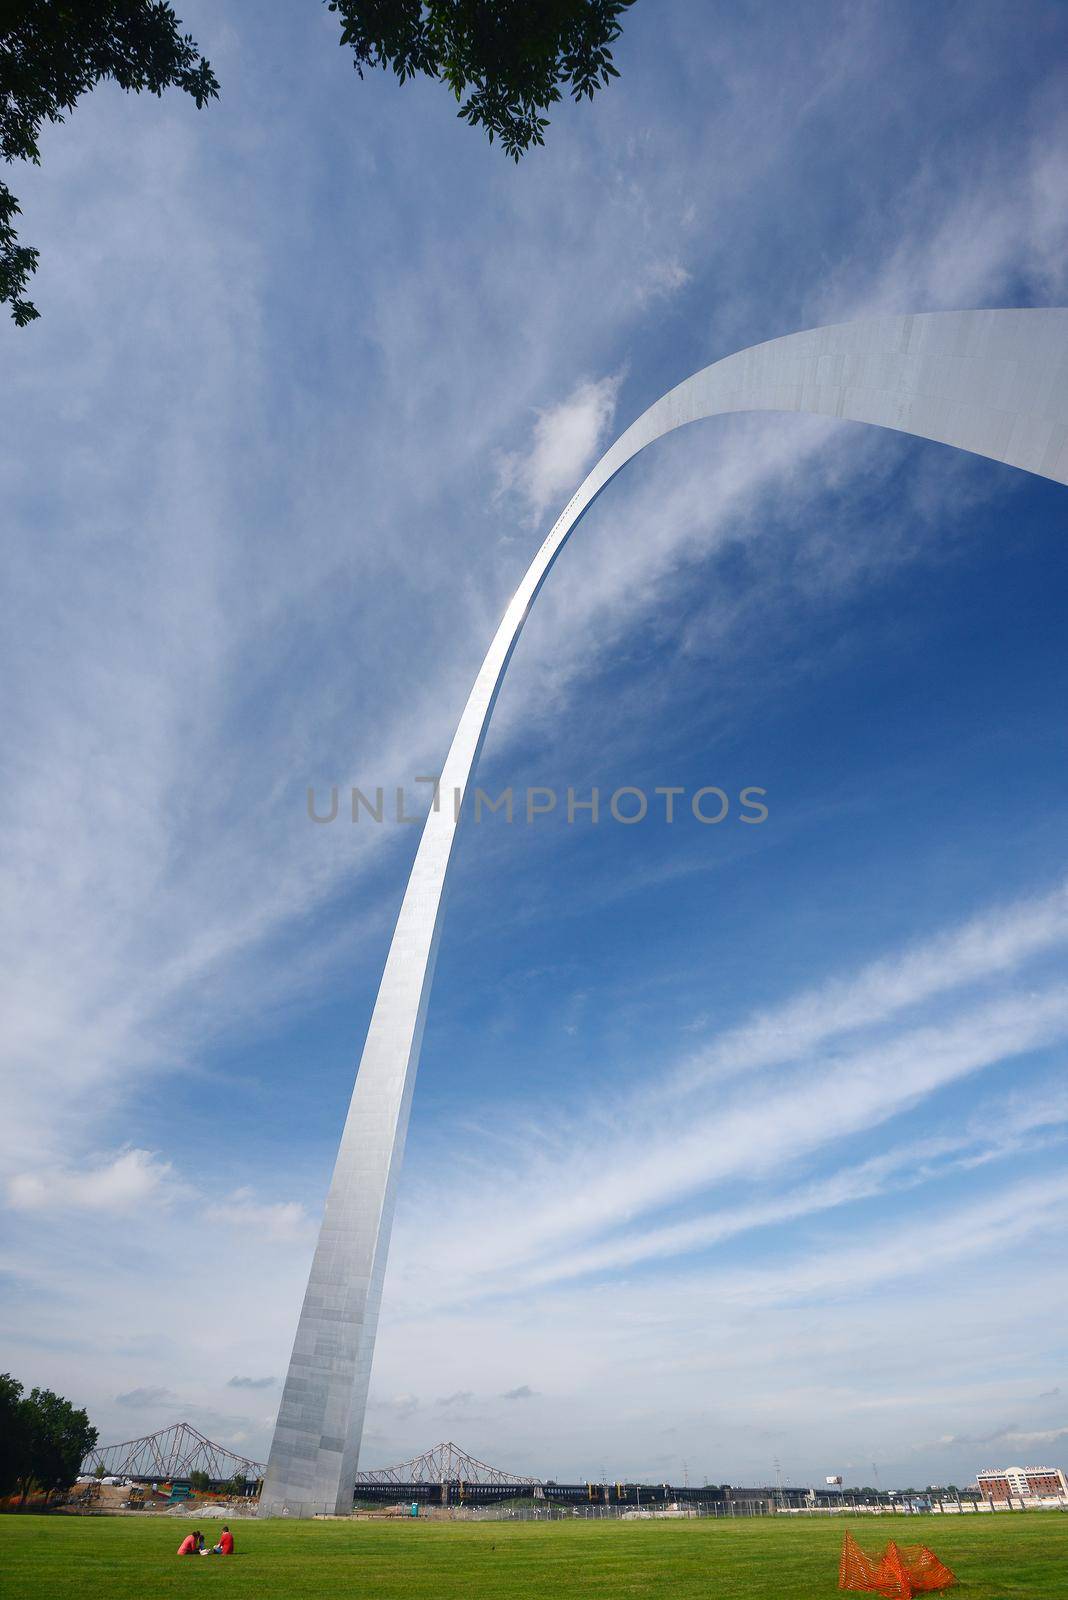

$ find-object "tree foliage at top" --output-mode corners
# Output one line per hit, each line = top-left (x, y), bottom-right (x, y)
(330, 0), (636, 159)
(1, 1), (636, 325)
(1, 0), (219, 325)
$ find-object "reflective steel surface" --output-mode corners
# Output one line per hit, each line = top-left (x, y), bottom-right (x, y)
(261, 310), (1068, 1515)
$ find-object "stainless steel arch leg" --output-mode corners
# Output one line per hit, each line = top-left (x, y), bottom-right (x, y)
(261, 309), (1068, 1515)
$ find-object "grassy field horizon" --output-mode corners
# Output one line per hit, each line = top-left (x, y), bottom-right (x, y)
(2, 1511), (1067, 1599)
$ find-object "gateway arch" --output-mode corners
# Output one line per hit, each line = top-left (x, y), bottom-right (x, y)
(261, 309), (1068, 1515)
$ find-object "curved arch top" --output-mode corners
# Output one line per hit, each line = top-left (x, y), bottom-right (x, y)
(262, 309), (1068, 1515)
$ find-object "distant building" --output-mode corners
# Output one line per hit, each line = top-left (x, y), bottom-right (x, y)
(976, 1466), (1068, 1500)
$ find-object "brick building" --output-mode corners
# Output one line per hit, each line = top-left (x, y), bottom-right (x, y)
(976, 1466), (1068, 1501)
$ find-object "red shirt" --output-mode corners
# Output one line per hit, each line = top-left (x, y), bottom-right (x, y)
(177, 1535), (197, 1555)
(219, 1531), (234, 1555)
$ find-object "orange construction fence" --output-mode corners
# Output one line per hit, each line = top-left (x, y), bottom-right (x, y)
(839, 1532), (956, 1599)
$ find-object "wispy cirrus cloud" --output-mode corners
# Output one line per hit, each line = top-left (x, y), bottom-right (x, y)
(677, 879), (1068, 1090)
(381, 880), (1068, 1314)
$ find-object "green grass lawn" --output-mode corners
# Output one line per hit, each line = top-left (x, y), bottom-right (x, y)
(2, 1512), (1066, 1599)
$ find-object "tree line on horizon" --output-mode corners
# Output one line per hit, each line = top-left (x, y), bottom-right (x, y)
(0, 1372), (97, 1508)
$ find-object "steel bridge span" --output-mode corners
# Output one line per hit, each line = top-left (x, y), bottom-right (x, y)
(353, 1440), (536, 1505)
(81, 1421), (265, 1486)
(350, 1441), (807, 1511)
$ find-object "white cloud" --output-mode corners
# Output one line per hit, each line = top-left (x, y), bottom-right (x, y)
(496, 374), (622, 520)
(6, 1148), (175, 1215)
(636, 258), (692, 305)
(842, 111), (1068, 318)
(201, 1188), (313, 1242)
(994, 1426), (1068, 1447)
(495, 1100), (1068, 1293)
(702, 1171), (1068, 1309)
(678, 878), (1068, 1090)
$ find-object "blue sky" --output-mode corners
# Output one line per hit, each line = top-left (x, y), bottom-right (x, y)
(2, 0), (1067, 1491)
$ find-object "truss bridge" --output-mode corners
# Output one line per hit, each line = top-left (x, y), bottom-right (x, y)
(81, 1421), (265, 1486)
(350, 1442), (783, 1512)
(353, 1440), (541, 1505)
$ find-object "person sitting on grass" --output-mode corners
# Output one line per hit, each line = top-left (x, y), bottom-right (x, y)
(177, 1529), (203, 1555)
(212, 1526), (235, 1555)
